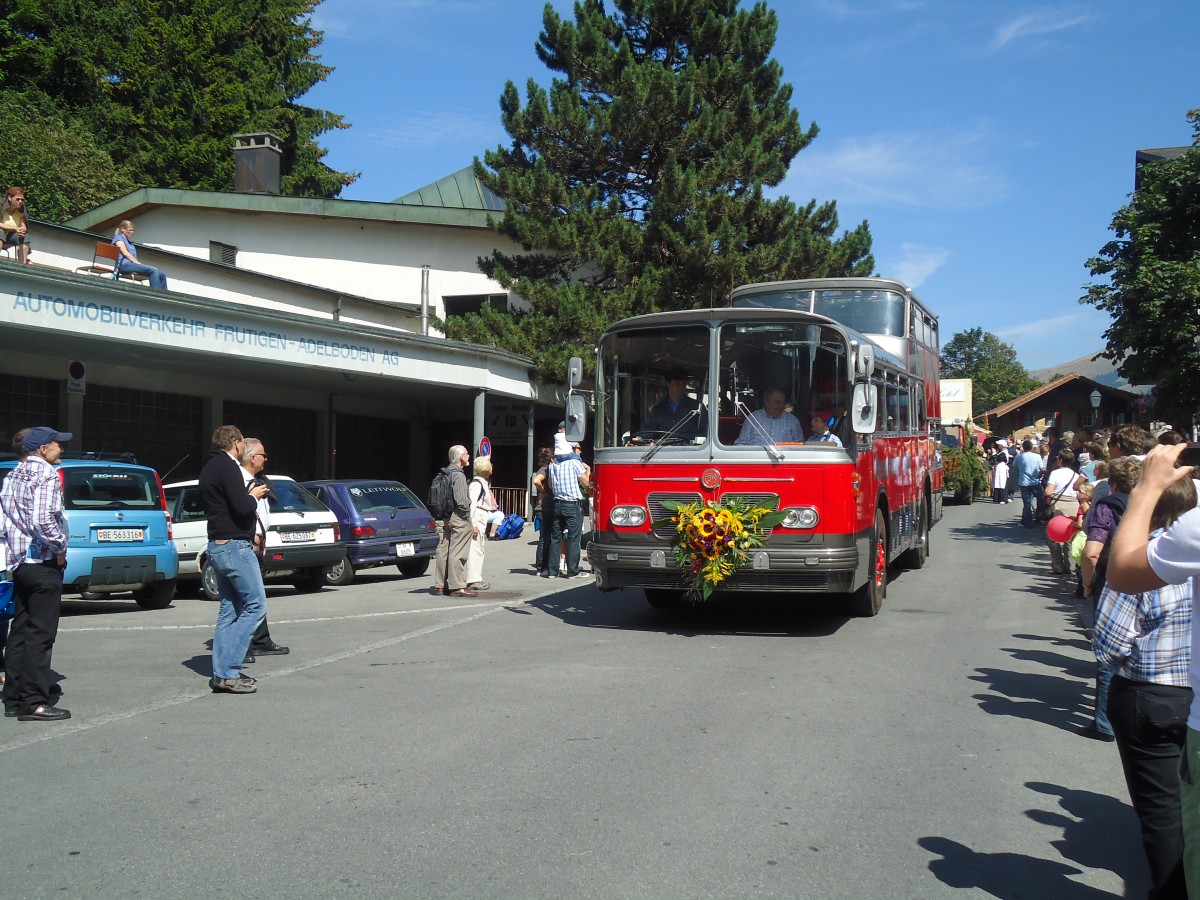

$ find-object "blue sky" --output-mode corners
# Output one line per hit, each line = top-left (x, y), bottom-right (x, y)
(305, 0), (1198, 371)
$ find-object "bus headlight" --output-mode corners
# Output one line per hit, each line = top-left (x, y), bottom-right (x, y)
(609, 505), (647, 527)
(780, 507), (819, 529)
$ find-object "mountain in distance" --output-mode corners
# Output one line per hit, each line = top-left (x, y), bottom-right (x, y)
(1025, 350), (1148, 393)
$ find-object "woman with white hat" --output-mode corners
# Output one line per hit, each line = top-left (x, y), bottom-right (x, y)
(991, 440), (1012, 504)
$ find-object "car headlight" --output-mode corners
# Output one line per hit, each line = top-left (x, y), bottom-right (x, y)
(780, 507), (819, 529)
(609, 505), (647, 526)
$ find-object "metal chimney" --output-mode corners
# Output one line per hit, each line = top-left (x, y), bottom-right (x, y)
(233, 133), (282, 195)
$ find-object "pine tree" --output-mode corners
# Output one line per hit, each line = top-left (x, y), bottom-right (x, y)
(0, 0), (354, 197)
(450, 0), (873, 381)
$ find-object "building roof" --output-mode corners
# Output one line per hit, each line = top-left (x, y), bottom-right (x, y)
(984, 372), (1140, 418)
(393, 167), (505, 211)
(66, 182), (499, 235)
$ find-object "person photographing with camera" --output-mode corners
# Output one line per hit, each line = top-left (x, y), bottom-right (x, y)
(240, 438), (289, 658)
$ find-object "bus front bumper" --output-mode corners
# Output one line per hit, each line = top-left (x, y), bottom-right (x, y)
(587, 537), (861, 594)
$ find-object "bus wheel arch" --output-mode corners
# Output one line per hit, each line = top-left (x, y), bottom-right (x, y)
(851, 507), (887, 617)
(900, 488), (930, 570)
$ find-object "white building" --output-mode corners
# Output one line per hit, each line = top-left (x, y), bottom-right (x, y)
(0, 137), (555, 492)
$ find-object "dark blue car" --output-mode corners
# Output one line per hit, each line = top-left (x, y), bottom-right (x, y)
(301, 479), (438, 585)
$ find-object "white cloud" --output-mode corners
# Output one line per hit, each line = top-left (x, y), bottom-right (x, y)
(783, 126), (1010, 211)
(995, 310), (1096, 346)
(988, 9), (1091, 54)
(354, 109), (502, 153)
(888, 244), (950, 288)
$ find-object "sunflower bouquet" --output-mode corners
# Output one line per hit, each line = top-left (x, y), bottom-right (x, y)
(653, 497), (787, 601)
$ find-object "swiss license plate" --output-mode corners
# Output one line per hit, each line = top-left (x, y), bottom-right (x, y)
(281, 531), (315, 543)
(395, 543), (415, 557)
(97, 528), (143, 542)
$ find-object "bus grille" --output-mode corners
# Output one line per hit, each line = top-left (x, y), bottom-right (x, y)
(646, 492), (781, 539)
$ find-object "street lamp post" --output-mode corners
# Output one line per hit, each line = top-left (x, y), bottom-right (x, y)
(1090, 389), (1102, 429)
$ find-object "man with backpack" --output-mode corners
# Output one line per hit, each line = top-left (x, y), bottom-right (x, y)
(431, 444), (476, 597)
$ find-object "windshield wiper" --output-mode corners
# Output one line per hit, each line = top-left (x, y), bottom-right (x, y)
(734, 399), (784, 461)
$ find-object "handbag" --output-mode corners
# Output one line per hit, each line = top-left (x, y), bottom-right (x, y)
(1041, 476), (1074, 522)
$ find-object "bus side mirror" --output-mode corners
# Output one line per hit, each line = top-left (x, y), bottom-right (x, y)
(851, 383), (877, 434)
(564, 394), (587, 442)
(854, 345), (875, 380)
(566, 356), (583, 388)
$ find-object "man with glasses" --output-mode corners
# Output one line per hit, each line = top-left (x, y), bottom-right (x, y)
(198, 426), (270, 694)
(1, 186), (31, 263)
(240, 438), (288, 658)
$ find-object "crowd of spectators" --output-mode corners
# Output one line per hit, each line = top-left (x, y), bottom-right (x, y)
(984, 422), (1200, 895)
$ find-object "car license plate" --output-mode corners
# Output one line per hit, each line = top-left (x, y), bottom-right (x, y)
(97, 528), (143, 542)
(395, 543), (415, 557)
(281, 531), (315, 543)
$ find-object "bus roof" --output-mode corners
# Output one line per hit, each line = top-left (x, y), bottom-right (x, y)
(729, 277), (935, 320)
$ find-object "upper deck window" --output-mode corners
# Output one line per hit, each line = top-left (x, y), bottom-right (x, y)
(734, 288), (906, 338)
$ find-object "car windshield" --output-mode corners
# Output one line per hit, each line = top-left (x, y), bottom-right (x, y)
(268, 480), (327, 514)
(345, 483), (422, 514)
(63, 467), (160, 510)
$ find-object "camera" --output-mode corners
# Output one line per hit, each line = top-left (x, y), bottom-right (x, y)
(249, 474), (275, 498)
(1179, 447), (1200, 468)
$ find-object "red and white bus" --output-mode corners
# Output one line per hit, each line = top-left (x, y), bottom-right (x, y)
(576, 276), (943, 616)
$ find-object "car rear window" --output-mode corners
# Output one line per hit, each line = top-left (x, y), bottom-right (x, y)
(63, 468), (160, 510)
(346, 483), (423, 514)
(268, 480), (329, 514)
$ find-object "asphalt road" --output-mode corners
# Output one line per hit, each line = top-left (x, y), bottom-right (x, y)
(0, 506), (1147, 899)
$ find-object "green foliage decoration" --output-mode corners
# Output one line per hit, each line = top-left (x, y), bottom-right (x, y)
(940, 326), (1041, 417)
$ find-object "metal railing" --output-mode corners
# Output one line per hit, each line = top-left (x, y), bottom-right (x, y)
(492, 486), (530, 518)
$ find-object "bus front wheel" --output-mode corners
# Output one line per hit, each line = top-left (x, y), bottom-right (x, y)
(851, 510), (887, 617)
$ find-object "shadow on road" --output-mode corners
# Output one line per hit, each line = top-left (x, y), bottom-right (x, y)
(524, 586), (852, 638)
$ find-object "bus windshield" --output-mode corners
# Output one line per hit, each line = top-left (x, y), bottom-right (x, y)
(594, 320), (852, 449)
(734, 287), (906, 338)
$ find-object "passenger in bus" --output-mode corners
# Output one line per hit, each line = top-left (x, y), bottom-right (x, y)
(807, 411), (842, 447)
(735, 387), (803, 445)
(639, 368), (704, 441)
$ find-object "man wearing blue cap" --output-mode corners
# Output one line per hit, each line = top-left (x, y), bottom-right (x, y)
(1, 425), (72, 721)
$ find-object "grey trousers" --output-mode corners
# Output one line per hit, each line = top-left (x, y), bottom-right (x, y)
(433, 512), (472, 591)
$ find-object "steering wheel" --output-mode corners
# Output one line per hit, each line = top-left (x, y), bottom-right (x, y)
(630, 430), (686, 446)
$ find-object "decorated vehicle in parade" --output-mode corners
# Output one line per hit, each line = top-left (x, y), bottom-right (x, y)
(569, 277), (944, 616)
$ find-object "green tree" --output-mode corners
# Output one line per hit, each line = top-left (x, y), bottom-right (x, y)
(1082, 108), (1200, 425)
(0, 90), (135, 222)
(0, 0), (354, 197)
(450, 0), (874, 381)
(940, 327), (1040, 417)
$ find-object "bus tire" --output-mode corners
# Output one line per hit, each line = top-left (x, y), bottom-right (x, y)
(851, 510), (887, 617)
(645, 589), (683, 609)
(900, 498), (929, 570)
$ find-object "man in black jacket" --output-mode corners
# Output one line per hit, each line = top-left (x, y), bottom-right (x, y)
(198, 425), (271, 694)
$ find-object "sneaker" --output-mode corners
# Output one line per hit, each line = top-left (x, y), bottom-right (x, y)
(209, 676), (257, 694)
(468, 582), (491, 591)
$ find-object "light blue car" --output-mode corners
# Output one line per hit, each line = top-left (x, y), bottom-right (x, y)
(0, 456), (178, 609)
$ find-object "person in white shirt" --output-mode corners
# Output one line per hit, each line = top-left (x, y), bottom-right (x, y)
(735, 387), (804, 445)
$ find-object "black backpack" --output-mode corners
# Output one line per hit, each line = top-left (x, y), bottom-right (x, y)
(427, 467), (456, 518)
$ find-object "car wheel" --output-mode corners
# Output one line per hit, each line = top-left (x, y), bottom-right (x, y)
(397, 557), (431, 578)
(324, 556), (354, 586)
(201, 561), (221, 601)
(293, 568), (325, 593)
(133, 579), (176, 610)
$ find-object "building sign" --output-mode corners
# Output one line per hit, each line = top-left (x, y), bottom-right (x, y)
(488, 401), (530, 445)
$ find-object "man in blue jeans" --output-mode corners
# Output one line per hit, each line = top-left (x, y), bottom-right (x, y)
(198, 425), (270, 694)
(1013, 439), (1044, 527)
